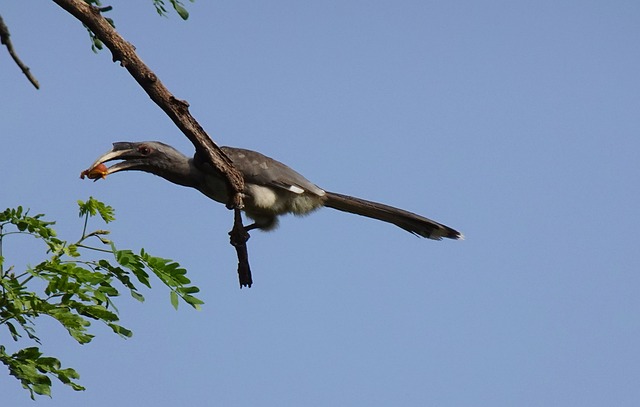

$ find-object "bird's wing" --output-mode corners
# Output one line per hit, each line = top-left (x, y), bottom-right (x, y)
(221, 147), (325, 196)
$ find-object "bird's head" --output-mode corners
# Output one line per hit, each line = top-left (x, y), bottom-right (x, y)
(81, 141), (192, 185)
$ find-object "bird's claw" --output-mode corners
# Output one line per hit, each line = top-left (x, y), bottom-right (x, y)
(229, 227), (250, 246)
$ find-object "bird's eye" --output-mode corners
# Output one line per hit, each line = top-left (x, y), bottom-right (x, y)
(138, 145), (152, 155)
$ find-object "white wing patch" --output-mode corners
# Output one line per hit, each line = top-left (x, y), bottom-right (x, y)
(288, 185), (305, 194)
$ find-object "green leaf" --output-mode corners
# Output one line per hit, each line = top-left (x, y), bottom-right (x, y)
(38, 357), (62, 370)
(108, 323), (133, 338)
(170, 291), (179, 310)
(130, 291), (145, 302)
(177, 286), (200, 294)
(32, 382), (52, 397)
(182, 294), (204, 310)
(65, 244), (81, 258)
(6, 321), (21, 341)
(174, 3), (189, 20)
(78, 197), (115, 223)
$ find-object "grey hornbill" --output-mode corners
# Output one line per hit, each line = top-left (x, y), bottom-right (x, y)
(82, 142), (463, 283)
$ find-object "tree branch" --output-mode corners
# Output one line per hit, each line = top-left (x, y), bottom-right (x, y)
(51, 0), (244, 204)
(0, 15), (40, 89)
(52, 0), (252, 287)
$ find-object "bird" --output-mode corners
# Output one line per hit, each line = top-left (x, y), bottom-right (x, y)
(83, 141), (463, 287)
(82, 141), (463, 241)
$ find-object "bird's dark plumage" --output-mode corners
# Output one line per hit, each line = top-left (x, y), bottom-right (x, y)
(84, 141), (463, 240)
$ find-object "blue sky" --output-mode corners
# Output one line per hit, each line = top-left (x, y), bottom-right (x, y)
(1, 1), (639, 405)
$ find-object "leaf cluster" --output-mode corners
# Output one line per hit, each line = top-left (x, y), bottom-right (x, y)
(152, 0), (193, 20)
(0, 198), (202, 399)
(82, 0), (193, 51)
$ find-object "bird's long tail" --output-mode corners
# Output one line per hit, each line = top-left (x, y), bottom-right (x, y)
(323, 191), (463, 240)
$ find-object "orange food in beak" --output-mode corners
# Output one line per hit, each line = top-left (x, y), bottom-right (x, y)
(80, 163), (108, 180)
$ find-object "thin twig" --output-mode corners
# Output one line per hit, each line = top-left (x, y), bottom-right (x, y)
(0, 15), (40, 89)
(75, 244), (113, 254)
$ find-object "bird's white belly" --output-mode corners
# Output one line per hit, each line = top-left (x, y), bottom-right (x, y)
(245, 183), (324, 215)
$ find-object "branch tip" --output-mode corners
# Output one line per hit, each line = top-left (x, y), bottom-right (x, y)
(230, 208), (252, 287)
(0, 14), (40, 89)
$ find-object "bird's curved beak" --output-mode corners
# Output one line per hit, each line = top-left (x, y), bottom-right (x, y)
(80, 143), (145, 181)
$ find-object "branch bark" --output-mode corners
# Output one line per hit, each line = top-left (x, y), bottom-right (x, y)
(52, 0), (253, 287)
(52, 0), (244, 204)
(231, 208), (253, 287)
(0, 15), (40, 89)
